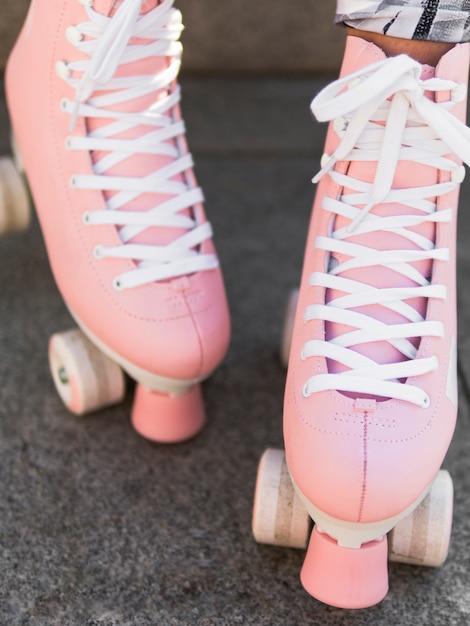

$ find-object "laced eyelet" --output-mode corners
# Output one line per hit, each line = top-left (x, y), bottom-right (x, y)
(451, 165), (466, 184)
(302, 383), (311, 398)
(60, 98), (68, 112)
(93, 244), (104, 260)
(82, 212), (91, 225)
(69, 175), (77, 188)
(55, 61), (70, 80)
(66, 26), (83, 46)
(113, 277), (124, 291)
(333, 116), (348, 134)
(421, 394), (431, 409)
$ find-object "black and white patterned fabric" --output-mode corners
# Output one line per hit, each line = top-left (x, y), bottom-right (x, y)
(336, 0), (470, 42)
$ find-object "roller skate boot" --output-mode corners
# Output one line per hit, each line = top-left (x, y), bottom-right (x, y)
(5, 0), (230, 442)
(253, 36), (470, 607)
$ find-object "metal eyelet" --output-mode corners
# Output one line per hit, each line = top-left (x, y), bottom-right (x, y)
(55, 61), (70, 80)
(451, 165), (465, 184)
(113, 277), (124, 291)
(66, 26), (83, 46)
(421, 394), (431, 409)
(302, 383), (311, 398)
(93, 245), (104, 260)
(333, 116), (348, 134)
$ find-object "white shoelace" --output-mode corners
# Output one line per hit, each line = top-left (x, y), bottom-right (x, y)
(57, 0), (218, 290)
(302, 54), (470, 408)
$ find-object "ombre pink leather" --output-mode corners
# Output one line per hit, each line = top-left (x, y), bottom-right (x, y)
(284, 37), (469, 525)
(6, 0), (230, 385)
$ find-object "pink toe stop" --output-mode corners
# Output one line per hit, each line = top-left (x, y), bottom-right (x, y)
(131, 383), (206, 444)
(300, 526), (389, 609)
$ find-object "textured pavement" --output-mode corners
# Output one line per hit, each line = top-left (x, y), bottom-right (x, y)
(0, 76), (470, 625)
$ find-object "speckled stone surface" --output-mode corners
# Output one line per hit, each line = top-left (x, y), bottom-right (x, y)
(0, 1), (344, 74)
(0, 76), (469, 625)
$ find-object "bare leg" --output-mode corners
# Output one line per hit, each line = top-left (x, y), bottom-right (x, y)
(346, 27), (455, 65)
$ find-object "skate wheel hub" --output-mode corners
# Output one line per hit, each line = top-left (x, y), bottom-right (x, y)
(48, 329), (126, 415)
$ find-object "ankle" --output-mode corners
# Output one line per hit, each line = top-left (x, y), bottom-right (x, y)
(346, 27), (455, 66)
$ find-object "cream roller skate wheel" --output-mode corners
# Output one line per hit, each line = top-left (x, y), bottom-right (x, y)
(252, 448), (310, 549)
(48, 328), (126, 415)
(388, 470), (453, 567)
(280, 289), (299, 369)
(10, 134), (25, 174)
(0, 157), (30, 234)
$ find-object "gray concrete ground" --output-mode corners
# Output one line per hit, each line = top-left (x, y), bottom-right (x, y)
(1, 76), (470, 625)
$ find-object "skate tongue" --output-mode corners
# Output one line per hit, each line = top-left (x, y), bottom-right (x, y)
(84, 0), (190, 253)
(93, 0), (159, 17)
(326, 39), (441, 375)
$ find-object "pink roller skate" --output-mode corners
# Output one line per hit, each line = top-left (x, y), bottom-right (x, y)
(5, 0), (230, 443)
(253, 36), (470, 608)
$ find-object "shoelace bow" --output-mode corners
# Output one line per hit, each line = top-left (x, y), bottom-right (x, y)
(302, 54), (470, 407)
(58, 0), (218, 290)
